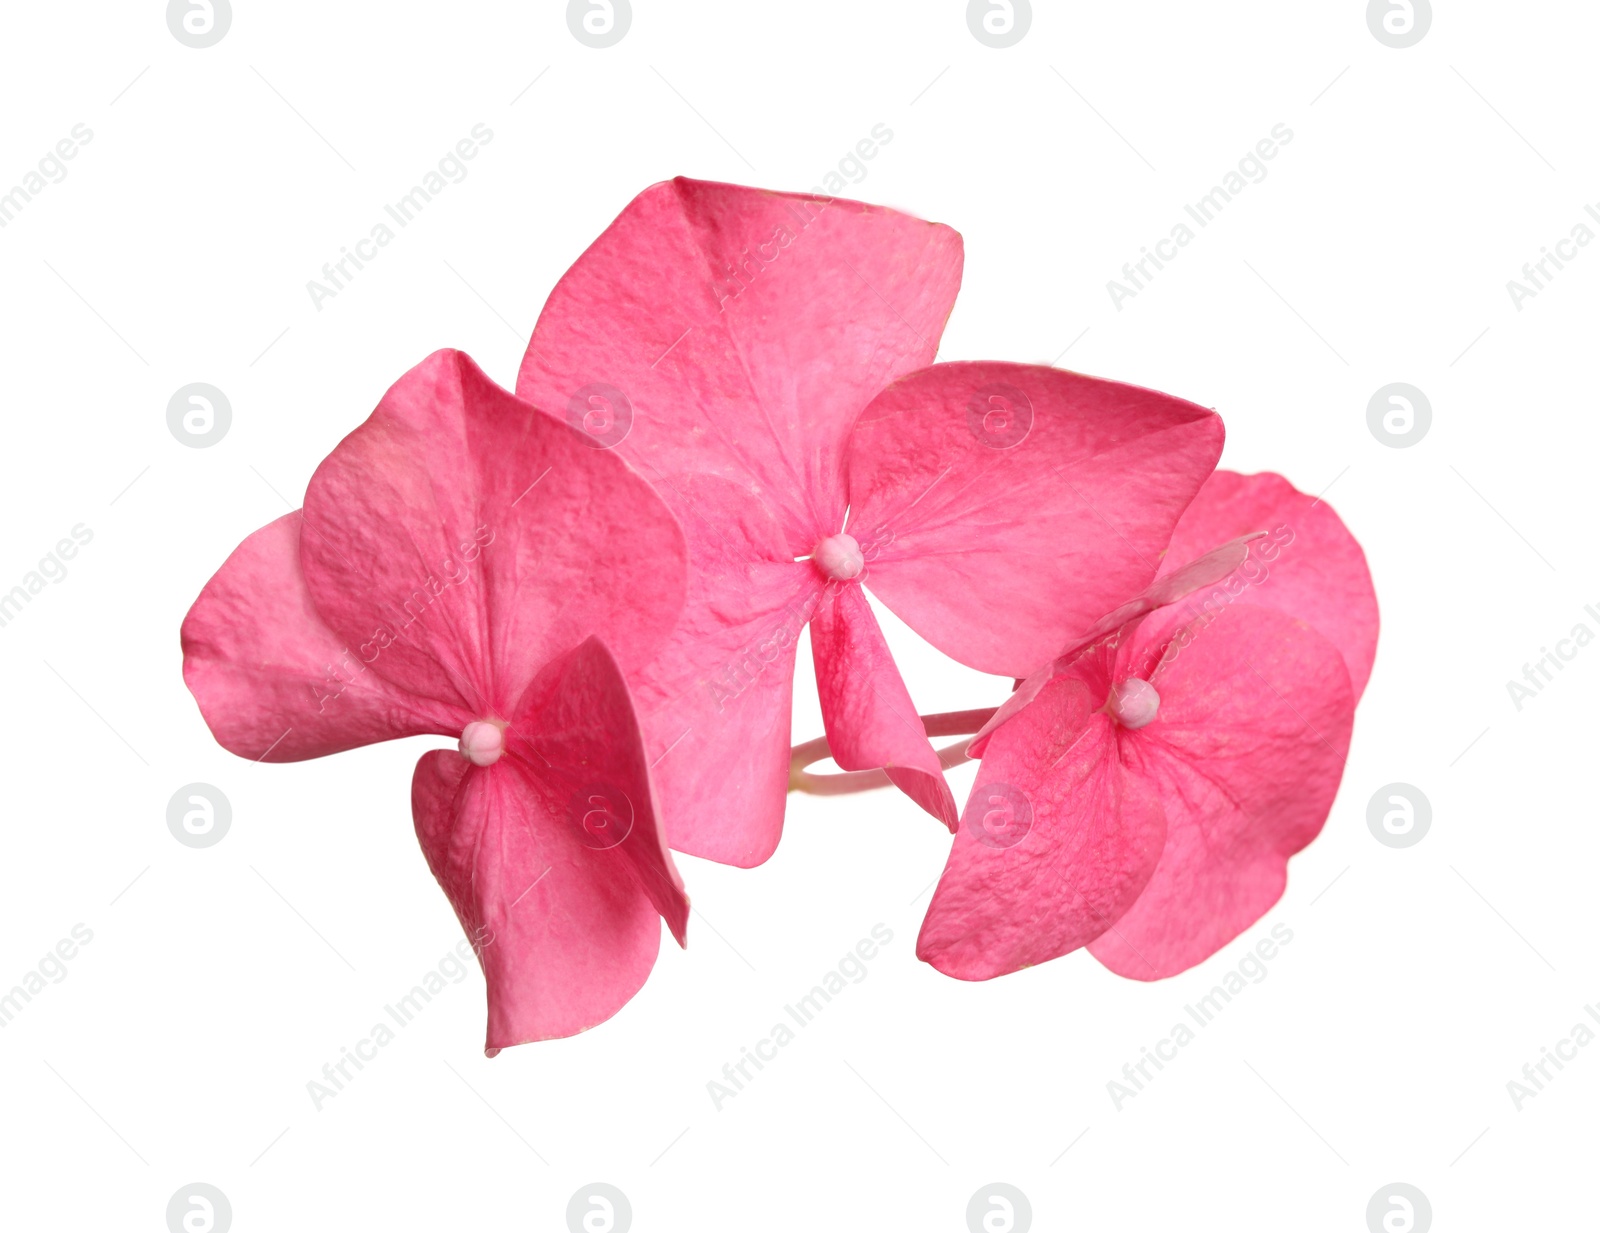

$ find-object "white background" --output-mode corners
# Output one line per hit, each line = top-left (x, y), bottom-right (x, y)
(1, 2), (1595, 1230)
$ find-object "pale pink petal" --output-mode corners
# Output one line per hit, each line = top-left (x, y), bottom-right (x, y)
(1154, 470), (1379, 698)
(846, 362), (1224, 677)
(300, 349), (687, 719)
(809, 583), (958, 830)
(517, 177), (964, 555)
(917, 663), (1167, 979)
(412, 639), (688, 1051)
(182, 512), (465, 760)
(1071, 532), (1265, 649)
(1087, 602), (1355, 979)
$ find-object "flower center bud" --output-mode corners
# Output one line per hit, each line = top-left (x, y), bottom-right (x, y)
(811, 533), (864, 581)
(459, 720), (505, 767)
(1107, 678), (1160, 729)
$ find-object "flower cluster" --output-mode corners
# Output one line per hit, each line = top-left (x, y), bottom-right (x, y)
(183, 179), (1376, 1052)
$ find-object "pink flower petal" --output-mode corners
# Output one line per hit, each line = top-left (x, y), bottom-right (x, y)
(846, 362), (1224, 678)
(517, 177), (964, 554)
(1070, 532), (1265, 649)
(1087, 602), (1355, 979)
(969, 469), (1375, 759)
(628, 477), (818, 867)
(917, 663), (1167, 979)
(512, 637), (689, 945)
(182, 511), (466, 760)
(412, 637), (687, 1051)
(810, 583), (959, 830)
(412, 754), (661, 1051)
(516, 180), (963, 863)
(964, 664), (1057, 760)
(300, 350), (687, 719)
(1155, 470), (1379, 698)
(965, 533), (1261, 757)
